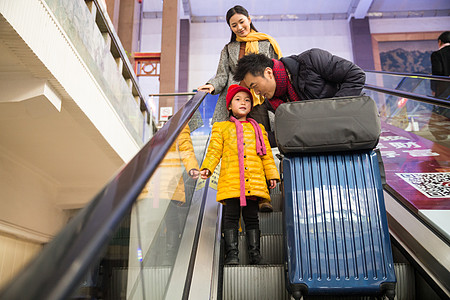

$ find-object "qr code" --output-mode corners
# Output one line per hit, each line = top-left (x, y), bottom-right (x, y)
(396, 173), (450, 198)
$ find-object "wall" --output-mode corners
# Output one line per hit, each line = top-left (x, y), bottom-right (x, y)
(188, 19), (353, 92)
(369, 16), (450, 34)
(118, 0), (141, 62)
(0, 233), (42, 289)
(38, 0), (147, 149)
(188, 15), (450, 93)
(138, 18), (163, 117)
(140, 18), (163, 53)
(0, 149), (67, 239)
(0, 147), (62, 289)
(0, 0), (148, 286)
(369, 16), (450, 72)
(142, 17), (354, 109)
(141, 15), (450, 110)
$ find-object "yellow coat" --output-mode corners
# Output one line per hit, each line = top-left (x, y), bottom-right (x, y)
(201, 121), (280, 203)
(139, 125), (199, 203)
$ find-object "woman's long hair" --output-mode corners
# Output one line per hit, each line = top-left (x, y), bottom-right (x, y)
(226, 5), (258, 43)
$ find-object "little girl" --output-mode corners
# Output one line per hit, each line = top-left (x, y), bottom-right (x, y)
(200, 84), (280, 265)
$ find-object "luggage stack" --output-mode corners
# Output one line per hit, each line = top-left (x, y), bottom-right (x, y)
(275, 96), (396, 299)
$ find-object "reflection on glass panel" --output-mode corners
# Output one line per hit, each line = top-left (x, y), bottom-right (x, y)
(71, 212), (131, 299)
(395, 77), (423, 93)
(365, 89), (450, 149)
(365, 72), (403, 91)
(364, 79), (450, 219)
(427, 106), (450, 149)
(365, 72), (450, 100)
(430, 78), (450, 100)
(72, 101), (211, 299)
(127, 123), (201, 299)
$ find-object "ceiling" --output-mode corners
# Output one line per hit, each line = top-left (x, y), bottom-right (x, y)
(143, 0), (450, 21)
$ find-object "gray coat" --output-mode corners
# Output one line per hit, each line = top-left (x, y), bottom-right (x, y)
(208, 40), (278, 124)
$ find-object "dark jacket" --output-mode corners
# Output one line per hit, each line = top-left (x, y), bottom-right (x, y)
(430, 45), (450, 98)
(280, 48), (366, 100)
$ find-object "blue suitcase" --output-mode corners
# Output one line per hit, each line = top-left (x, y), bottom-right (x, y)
(281, 150), (396, 299)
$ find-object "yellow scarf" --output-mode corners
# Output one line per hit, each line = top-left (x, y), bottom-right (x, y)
(236, 30), (282, 57)
(236, 31), (282, 105)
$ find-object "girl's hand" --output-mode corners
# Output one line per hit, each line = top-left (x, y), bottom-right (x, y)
(189, 169), (199, 179)
(268, 179), (277, 189)
(200, 169), (211, 179)
(197, 84), (215, 93)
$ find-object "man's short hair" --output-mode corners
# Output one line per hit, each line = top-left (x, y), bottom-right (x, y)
(438, 31), (450, 44)
(233, 53), (274, 82)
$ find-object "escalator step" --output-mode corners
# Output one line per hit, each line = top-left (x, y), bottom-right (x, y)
(260, 212), (283, 234)
(237, 234), (284, 265)
(223, 265), (288, 300)
(240, 212), (283, 235)
(223, 263), (413, 300)
(394, 263), (415, 300)
(269, 185), (283, 212)
(269, 192), (282, 212)
(112, 266), (171, 299)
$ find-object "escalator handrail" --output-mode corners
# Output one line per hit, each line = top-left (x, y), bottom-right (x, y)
(364, 83), (450, 108)
(0, 91), (208, 300)
(365, 70), (450, 82)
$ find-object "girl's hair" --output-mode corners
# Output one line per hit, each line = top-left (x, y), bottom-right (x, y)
(226, 5), (258, 43)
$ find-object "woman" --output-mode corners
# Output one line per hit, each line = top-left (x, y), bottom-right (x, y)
(198, 5), (282, 136)
(197, 6), (281, 212)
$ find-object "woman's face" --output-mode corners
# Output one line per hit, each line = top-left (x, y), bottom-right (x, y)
(229, 13), (252, 38)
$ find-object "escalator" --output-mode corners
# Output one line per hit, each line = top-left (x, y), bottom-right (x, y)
(0, 72), (449, 300)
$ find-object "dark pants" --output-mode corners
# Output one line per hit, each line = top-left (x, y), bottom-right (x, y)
(223, 198), (259, 231)
(248, 101), (277, 147)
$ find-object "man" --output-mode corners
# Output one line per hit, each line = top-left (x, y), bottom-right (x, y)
(233, 48), (366, 144)
(431, 31), (450, 99)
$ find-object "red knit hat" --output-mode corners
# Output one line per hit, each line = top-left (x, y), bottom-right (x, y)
(226, 84), (253, 109)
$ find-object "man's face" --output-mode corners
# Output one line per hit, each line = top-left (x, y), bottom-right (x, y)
(242, 68), (277, 100)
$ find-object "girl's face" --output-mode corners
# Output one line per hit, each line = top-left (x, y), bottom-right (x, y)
(229, 13), (252, 38)
(229, 91), (252, 120)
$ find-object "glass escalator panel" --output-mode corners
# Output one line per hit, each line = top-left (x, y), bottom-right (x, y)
(363, 86), (450, 243)
(69, 94), (213, 300)
(55, 92), (211, 300)
(0, 91), (216, 300)
(365, 71), (450, 100)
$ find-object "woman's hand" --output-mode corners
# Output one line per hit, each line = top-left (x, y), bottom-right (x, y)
(268, 179), (277, 189)
(197, 84), (215, 93)
(200, 169), (211, 179)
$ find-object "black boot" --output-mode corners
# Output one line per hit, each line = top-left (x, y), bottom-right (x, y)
(246, 229), (262, 265)
(223, 229), (239, 265)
